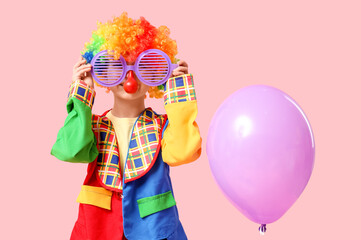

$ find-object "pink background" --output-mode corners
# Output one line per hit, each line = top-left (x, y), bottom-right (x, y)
(2, 0), (360, 239)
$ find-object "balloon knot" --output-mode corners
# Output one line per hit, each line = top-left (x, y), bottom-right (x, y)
(259, 224), (267, 235)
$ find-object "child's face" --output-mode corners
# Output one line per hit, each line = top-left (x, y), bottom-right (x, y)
(109, 70), (150, 101)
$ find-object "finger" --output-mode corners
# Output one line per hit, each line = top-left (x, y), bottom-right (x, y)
(177, 60), (188, 67)
(73, 61), (87, 71)
(78, 63), (92, 69)
(75, 64), (92, 73)
(75, 68), (92, 77)
(74, 59), (87, 70)
(173, 69), (188, 76)
(84, 72), (94, 81)
(172, 71), (184, 77)
(75, 68), (91, 78)
(175, 66), (188, 73)
(75, 58), (86, 66)
(74, 67), (91, 76)
(75, 67), (92, 78)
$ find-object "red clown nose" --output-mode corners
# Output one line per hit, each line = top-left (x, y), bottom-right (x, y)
(123, 71), (138, 94)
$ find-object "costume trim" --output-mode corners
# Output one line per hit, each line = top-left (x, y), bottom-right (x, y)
(92, 108), (166, 190)
(92, 114), (123, 191)
(68, 80), (95, 108)
(124, 108), (166, 183)
(164, 74), (196, 105)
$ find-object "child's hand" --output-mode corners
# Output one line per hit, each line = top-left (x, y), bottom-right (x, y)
(72, 57), (94, 89)
(171, 60), (188, 77)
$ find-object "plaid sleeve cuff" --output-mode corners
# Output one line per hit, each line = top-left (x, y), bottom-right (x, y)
(67, 80), (96, 109)
(163, 74), (196, 106)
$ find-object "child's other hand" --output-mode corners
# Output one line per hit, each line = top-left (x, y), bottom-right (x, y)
(171, 60), (188, 77)
(72, 57), (94, 89)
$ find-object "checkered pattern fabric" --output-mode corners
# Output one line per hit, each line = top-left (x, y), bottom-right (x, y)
(164, 74), (196, 105)
(124, 109), (165, 183)
(92, 115), (123, 190)
(68, 80), (95, 109)
(91, 108), (165, 190)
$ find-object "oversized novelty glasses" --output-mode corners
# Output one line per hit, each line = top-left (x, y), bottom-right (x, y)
(90, 49), (178, 87)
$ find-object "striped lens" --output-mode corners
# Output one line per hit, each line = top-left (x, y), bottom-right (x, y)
(136, 50), (170, 86)
(91, 51), (125, 87)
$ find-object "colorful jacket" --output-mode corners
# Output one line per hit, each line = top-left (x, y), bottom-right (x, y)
(51, 74), (202, 240)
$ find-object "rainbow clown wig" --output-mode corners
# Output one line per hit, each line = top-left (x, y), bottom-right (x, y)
(81, 12), (178, 98)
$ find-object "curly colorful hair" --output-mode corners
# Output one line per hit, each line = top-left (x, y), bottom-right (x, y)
(81, 12), (178, 99)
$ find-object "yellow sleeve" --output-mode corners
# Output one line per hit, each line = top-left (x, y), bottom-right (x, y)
(161, 74), (202, 166)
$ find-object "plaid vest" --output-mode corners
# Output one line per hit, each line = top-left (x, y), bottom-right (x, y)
(91, 108), (167, 191)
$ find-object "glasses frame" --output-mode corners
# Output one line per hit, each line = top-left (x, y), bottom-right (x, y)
(90, 49), (178, 87)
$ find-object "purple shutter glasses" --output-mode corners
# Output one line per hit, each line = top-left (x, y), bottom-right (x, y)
(90, 49), (178, 87)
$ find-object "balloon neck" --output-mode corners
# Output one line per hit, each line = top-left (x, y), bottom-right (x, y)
(259, 224), (267, 235)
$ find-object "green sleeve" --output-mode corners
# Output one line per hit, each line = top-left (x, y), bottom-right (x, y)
(51, 80), (99, 163)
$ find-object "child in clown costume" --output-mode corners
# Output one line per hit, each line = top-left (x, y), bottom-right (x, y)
(51, 13), (202, 240)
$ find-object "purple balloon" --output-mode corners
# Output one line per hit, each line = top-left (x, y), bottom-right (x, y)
(207, 85), (315, 225)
